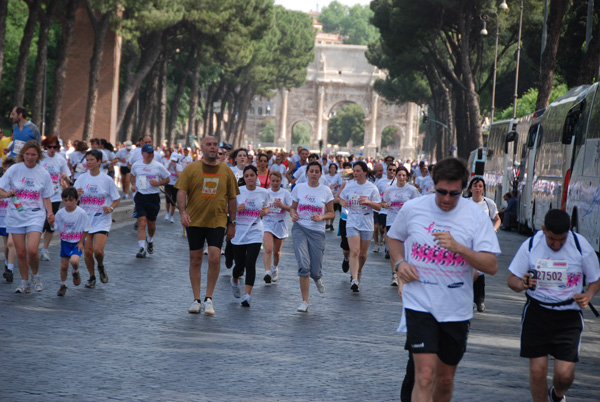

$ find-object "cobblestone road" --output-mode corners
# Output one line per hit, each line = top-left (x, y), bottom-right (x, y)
(1, 209), (599, 401)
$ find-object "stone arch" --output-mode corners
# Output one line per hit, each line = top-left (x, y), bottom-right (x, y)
(378, 124), (404, 154)
(290, 120), (314, 147)
(325, 100), (366, 149)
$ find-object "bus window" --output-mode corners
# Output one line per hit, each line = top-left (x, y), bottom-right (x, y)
(586, 89), (600, 139)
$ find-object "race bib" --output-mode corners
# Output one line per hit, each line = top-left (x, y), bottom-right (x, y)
(350, 194), (367, 211)
(75, 163), (85, 173)
(13, 140), (25, 154)
(534, 259), (568, 289)
(270, 198), (282, 214)
(137, 175), (147, 190)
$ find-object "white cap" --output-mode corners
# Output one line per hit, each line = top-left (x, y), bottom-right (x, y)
(125, 141), (132, 149)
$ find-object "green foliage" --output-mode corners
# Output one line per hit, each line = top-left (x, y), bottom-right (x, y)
(318, 1), (379, 45)
(496, 83), (569, 120)
(292, 121), (310, 145)
(327, 103), (364, 146)
(381, 126), (399, 148)
(258, 119), (275, 143)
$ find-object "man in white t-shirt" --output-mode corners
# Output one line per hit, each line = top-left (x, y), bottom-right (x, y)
(387, 157), (500, 401)
(507, 209), (600, 402)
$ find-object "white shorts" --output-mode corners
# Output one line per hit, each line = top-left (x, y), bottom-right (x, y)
(345, 225), (373, 241)
(8, 225), (44, 234)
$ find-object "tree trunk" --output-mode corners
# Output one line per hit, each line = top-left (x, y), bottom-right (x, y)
(158, 58), (167, 146)
(167, 48), (196, 144)
(13, 0), (42, 107)
(536, 0), (570, 110)
(0, 0), (10, 99)
(187, 60), (201, 146)
(115, 31), (164, 135)
(47, 0), (78, 138)
(82, 2), (112, 141)
(122, 95), (137, 142)
(31, 0), (59, 129)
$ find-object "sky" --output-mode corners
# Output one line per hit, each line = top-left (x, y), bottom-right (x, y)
(274, 0), (370, 13)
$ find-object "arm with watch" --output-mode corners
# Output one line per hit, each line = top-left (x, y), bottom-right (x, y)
(388, 238), (419, 284)
(226, 197), (237, 240)
(102, 198), (120, 214)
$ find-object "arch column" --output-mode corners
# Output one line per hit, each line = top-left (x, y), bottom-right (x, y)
(275, 88), (288, 148)
(364, 92), (379, 157)
(315, 86), (325, 149)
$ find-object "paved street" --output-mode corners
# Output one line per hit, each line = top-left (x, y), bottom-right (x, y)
(1, 210), (599, 401)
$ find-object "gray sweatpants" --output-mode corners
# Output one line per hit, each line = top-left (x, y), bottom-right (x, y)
(292, 223), (326, 279)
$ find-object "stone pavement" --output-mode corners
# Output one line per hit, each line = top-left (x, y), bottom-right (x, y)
(1, 211), (599, 401)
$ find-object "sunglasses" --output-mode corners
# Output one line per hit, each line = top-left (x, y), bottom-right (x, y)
(435, 188), (462, 197)
(46, 145), (60, 149)
(218, 152), (224, 156)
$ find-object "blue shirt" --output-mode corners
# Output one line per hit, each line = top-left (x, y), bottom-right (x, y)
(10, 121), (41, 157)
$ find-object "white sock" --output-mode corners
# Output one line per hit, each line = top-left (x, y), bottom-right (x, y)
(60, 281), (67, 286)
(272, 265), (277, 271)
(165, 212), (170, 218)
(7, 263), (13, 271)
(147, 236), (153, 243)
(265, 269), (272, 275)
(138, 240), (146, 248)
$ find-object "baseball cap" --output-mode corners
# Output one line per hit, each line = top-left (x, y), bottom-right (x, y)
(142, 144), (154, 153)
(170, 155), (178, 162)
(125, 141), (132, 150)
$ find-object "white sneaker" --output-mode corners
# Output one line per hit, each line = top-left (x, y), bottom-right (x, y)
(32, 275), (44, 292)
(170, 216), (174, 223)
(188, 300), (202, 314)
(15, 280), (31, 294)
(204, 298), (215, 315)
(40, 249), (51, 261)
(313, 277), (326, 293)
(241, 293), (251, 307)
(373, 245), (380, 253)
(391, 273), (399, 286)
(297, 301), (309, 312)
(272, 267), (279, 282)
(264, 270), (272, 284)
(164, 213), (170, 221)
(230, 277), (241, 298)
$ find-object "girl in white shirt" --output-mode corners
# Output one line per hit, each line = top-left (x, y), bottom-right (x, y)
(230, 165), (269, 307)
(229, 148), (248, 183)
(290, 161), (335, 312)
(0, 141), (54, 293)
(262, 171), (292, 284)
(324, 163), (343, 231)
(338, 161), (382, 292)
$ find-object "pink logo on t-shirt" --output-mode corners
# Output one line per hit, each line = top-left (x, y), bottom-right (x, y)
(424, 222), (435, 234)
(411, 242), (465, 266)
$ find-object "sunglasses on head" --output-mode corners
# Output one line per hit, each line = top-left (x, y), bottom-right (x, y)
(46, 145), (60, 149)
(435, 188), (462, 197)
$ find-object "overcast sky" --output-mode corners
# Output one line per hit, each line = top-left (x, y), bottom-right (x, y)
(274, 0), (371, 13)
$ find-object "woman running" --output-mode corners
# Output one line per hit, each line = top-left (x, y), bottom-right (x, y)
(162, 149), (182, 223)
(290, 161), (335, 312)
(0, 140), (54, 293)
(230, 148), (248, 183)
(467, 177), (501, 312)
(262, 171), (292, 284)
(230, 165), (269, 307)
(382, 166), (420, 286)
(74, 150), (121, 289)
(256, 153), (271, 189)
(338, 161), (382, 292)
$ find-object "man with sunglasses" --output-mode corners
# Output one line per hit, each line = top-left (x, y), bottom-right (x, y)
(387, 157), (500, 401)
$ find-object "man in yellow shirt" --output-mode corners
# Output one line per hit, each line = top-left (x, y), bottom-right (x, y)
(0, 127), (12, 162)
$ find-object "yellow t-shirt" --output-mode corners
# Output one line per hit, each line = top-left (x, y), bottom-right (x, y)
(175, 161), (239, 228)
(0, 137), (12, 161)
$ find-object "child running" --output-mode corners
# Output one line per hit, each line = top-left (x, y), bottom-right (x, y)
(54, 187), (90, 296)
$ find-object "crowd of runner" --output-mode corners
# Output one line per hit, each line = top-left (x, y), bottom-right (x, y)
(1, 105), (599, 402)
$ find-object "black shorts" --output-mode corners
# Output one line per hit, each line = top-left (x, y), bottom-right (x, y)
(88, 231), (109, 237)
(404, 308), (470, 366)
(164, 184), (178, 206)
(120, 166), (131, 175)
(373, 211), (380, 224)
(333, 203), (341, 212)
(134, 193), (161, 222)
(520, 301), (583, 362)
(377, 213), (387, 227)
(43, 202), (62, 233)
(339, 219), (349, 251)
(186, 226), (226, 251)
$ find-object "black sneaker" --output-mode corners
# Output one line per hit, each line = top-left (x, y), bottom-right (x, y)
(3, 268), (13, 283)
(385, 250), (390, 259)
(351, 279), (359, 293)
(85, 276), (96, 289)
(342, 259), (349, 273)
(147, 241), (154, 254)
(264, 272), (272, 284)
(98, 265), (109, 283)
(136, 247), (147, 258)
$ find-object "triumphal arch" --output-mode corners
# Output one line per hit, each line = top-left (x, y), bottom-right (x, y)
(273, 44), (421, 158)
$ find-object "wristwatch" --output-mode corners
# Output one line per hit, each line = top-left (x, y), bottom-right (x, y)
(230, 220), (237, 226)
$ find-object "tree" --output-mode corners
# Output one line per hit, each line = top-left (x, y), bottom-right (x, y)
(318, 1), (379, 45)
(292, 121), (310, 146)
(0, 0), (9, 101)
(13, 0), (42, 107)
(327, 103), (364, 147)
(381, 126), (399, 148)
(258, 119), (275, 143)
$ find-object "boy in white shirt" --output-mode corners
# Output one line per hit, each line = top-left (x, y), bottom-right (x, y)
(54, 187), (91, 296)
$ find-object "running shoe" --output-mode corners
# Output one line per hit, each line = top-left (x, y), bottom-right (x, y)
(32, 275), (44, 292)
(548, 386), (566, 402)
(72, 270), (81, 286)
(15, 280), (30, 293)
(351, 279), (359, 293)
(241, 294), (251, 307)
(40, 249), (51, 261)
(220, 248), (225, 255)
(146, 242), (154, 255)
(164, 212), (170, 221)
(3, 267), (13, 283)
(264, 270), (272, 284)
(188, 300), (202, 314)
(98, 265), (109, 283)
(204, 298), (215, 315)
(476, 302), (486, 312)
(314, 277), (326, 293)
(230, 277), (241, 298)
(57, 285), (67, 297)
(373, 245), (380, 253)
(297, 301), (309, 312)
(170, 216), (175, 223)
(85, 277), (96, 289)
(391, 274), (398, 287)
(203, 247), (208, 255)
(136, 247), (147, 258)
(272, 267), (279, 282)
(342, 258), (349, 273)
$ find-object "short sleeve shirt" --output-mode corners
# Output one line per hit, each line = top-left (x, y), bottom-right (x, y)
(175, 161), (239, 229)
(339, 180), (381, 231)
(130, 160), (170, 194)
(41, 153), (71, 202)
(231, 186), (270, 245)
(291, 183), (334, 232)
(383, 183), (420, 226)
(74, 172), (121, 233)
(54, 206), (91, 243)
